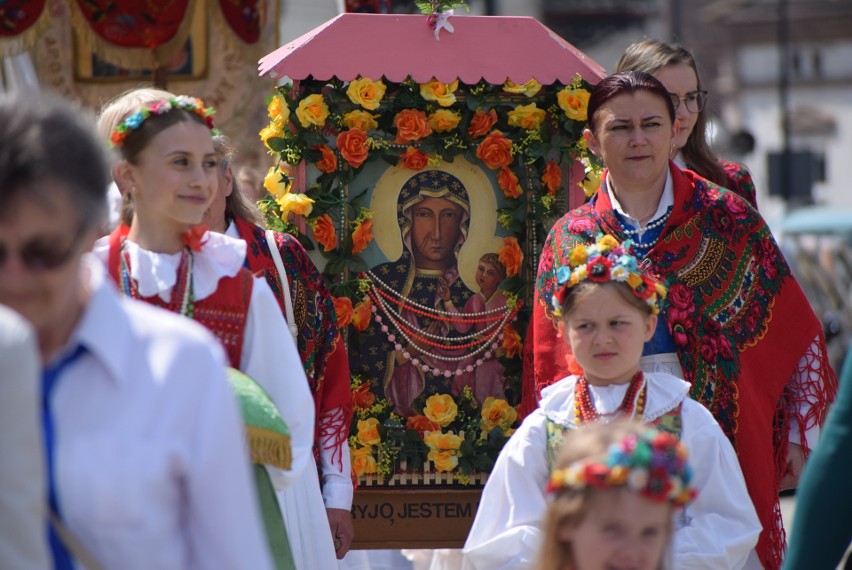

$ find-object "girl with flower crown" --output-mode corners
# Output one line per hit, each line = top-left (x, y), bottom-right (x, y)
(463, 235), (761, 569)
(537, 422), (695, 570)
(91, 94), (320, 567)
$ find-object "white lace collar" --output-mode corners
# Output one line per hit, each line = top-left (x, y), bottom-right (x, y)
(540, 372), (690, 427)
(96, 231), (247, 302)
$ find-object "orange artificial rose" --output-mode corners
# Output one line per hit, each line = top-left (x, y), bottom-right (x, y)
(476, 130), (514, 170)
(541, 161), (562, 196)
(498, 237), (523, 277)
(393, 109), (432, 144)
(400, 146), (429, 171)
(336, 128), (370, 169)
(341, 110), (379, 132)
(501, 323), (522, 359)
(352, 382), (376, 410)
(346, 77), (387, 110)
(557, 87), (591, 121)
(315, 144), (337, 174)
(313, 214), (339, 252)
(351, 297), (373, 332)
(351, 218), (374, 255)
(468, 109), (498, 138)
(497, 167), (522, 199)
(332, 296), (353, 328)
(356, 417), (382, 447)
(406, 415), (441, 437)
(507, 103), (546, 130)
(295, 93), (329, 127)
(427, 109), (461, 133)
(351, 446), (378, 476)
(419, 79), (459, 107)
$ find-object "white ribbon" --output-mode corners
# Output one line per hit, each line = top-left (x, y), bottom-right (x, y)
(431, 9), (454, 41)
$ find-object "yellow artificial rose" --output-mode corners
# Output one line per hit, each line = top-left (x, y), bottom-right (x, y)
(356, 417), (381, 447)
(427, 109), (461, 133)
(295, 93), (329, 128)
(428, 450), (459, 472)
(557, 87), (591, 121)
(351, 446), (378, 476)
(579, 166), (602, 198)
(341, 110), (379, 132)
(259, 124), (285, 150)
(423, 431), (464, 452)
(507, 103), (546, 130)
(419, 79), (459, 107)
(267, 94), (290, 126)
(423, 394), (458, 427)
(275, 192), (314, 217)
(263, 166), (290, 199)
(480, 397), (518, 433)
(346, 77), (387, 110)
(502, 79), (543, 97)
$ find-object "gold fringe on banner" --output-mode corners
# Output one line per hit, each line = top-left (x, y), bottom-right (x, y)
(0, 5), (51, 58)
(64, 0), (200, 71)
(245, 426), (292, 471)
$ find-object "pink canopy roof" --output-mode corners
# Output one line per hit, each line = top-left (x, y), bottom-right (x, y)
(259, 13), (606, 85)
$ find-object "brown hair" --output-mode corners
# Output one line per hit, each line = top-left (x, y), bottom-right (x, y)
(535, 422), (673, 570)
(560, 280), (656, 320)
(587, 71), (675, 135)
(479, 252), (507, 280)
(615, 40), (727, 186)
(212, 134), (263, 227)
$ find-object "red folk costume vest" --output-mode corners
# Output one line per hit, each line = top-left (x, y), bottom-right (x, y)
(107, 227), (252, 369)
(233, 217), (353, 467)
(525, 163), (837, 569)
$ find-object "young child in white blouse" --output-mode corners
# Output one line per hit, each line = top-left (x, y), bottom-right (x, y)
(463, 234), (762, 569)
(536, 421), (695, 570)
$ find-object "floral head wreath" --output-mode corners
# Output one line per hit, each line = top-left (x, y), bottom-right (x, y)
(553, 234), (667, 315)
(110, 96), (217, 148)
(546, 427), (697, 508)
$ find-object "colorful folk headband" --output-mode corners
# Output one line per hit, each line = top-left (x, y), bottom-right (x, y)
(546, 427), (697, 508)
(110, 96), (216, 148)
(553, 234), (667, 314)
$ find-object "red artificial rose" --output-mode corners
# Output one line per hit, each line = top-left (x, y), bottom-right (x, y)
(315, 144), (338, 173)
(400, 146), (429, 171)
(468, 109), (498, 138)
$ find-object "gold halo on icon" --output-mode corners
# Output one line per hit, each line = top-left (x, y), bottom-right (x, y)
(371, 157), (503, 291)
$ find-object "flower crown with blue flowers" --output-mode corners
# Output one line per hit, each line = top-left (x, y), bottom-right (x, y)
(553, 234), (666, 315)
(546, 426), (697, 507)
(110, 96), (216, 148)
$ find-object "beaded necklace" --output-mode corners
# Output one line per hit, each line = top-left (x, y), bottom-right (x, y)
(119, 241), (195, 318)
(573, 371), (647, 425)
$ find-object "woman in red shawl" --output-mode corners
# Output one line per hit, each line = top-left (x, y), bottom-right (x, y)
(524, 71), (836, 569)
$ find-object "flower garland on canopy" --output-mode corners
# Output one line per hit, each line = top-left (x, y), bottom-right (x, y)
(258, 72), (600, 483)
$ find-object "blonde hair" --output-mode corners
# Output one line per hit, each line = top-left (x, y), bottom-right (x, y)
(535, 422), (674, 570)
(97, 87), (176, 227)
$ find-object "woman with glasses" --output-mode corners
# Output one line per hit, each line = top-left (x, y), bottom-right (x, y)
(525, 71), (836, 570)
(0, 93), (273, 569)
(616, 39), (758, 209)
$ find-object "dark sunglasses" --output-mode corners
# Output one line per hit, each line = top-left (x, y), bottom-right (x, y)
(669, 90), (708, 113)
(0, 226), (87, 271)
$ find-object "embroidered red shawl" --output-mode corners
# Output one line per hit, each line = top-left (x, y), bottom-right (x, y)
(234, 217), (353, 469)
(524, 164), (836, 569)
(106, 226), (252, 368)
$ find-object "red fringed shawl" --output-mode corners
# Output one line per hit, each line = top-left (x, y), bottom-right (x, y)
(235, 217), (353, 469)
(106, 227), (252, 368)
(524, 164), (837, 569)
